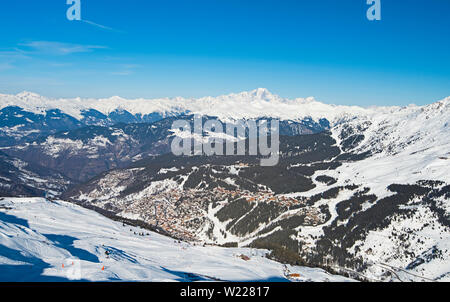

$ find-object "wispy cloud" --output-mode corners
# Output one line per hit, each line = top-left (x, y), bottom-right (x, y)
(111, 70), (133, 76)
(0, 48), (31, 71)
(0, 62), (14, 71)
(49, 62), (73, 68)
(110, 64), (140, 76)
(0, 48), (30, 60)
(81, 19), (125, 33)
(19, 41), (107, 55)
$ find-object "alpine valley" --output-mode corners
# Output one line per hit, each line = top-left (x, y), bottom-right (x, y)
(1, 88), (449, 282)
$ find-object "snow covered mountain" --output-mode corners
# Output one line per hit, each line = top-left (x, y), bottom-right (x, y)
(2, 89), (449, 125)
(0, 88), (379, 146)
(0, 116), (327, 184)
(0, 88), (367, 122)
(0, 197), (352, 282)
(60, 92), (450, 282)
(0, 89), (449, 282)
(1, 88), (448, 147)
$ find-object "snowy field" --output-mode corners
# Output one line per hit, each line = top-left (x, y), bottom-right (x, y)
(0, 198), (353, 282)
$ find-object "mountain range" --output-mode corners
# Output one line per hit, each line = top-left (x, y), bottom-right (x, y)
(0, 89), (449, 282)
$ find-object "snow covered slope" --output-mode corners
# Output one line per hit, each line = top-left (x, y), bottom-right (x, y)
(329, 96), (450, 198)
(0, 197), (352, 282)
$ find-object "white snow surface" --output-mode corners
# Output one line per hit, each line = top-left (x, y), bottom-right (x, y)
(0, 197), (353, 282)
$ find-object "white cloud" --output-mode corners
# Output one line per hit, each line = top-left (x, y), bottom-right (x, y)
(19, 41), (107, 55)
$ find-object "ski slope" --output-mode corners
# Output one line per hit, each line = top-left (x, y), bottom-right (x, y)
(0, 198), (353, 282)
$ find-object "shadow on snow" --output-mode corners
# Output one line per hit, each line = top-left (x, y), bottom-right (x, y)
(160, 267), (290, 282)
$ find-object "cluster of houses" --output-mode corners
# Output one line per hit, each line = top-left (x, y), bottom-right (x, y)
(119, 185), (310, 242)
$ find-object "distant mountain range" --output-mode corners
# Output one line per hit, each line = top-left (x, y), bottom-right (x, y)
(0, 89), (449, 281)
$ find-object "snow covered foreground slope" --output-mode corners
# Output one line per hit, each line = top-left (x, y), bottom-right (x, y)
(0, 198), (352, 282)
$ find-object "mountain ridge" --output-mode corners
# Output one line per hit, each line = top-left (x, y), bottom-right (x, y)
(2, 89), (448, 123)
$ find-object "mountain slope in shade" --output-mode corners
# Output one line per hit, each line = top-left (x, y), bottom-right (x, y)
(0, 151), (72, 197)
(1, 116), (326, 184)
(0, 198), (353, 282)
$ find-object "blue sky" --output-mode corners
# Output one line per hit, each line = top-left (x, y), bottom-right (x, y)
(0, 0), (449, 106)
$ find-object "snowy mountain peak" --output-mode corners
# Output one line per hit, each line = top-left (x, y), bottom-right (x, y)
(420, 96), (450, 114)
(0, 90), (449, 125)
(221, 88), (283, 103)
(250, 88), (274, 99)
(16, 91), (44, 100)
(438, 96), (450, 106)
